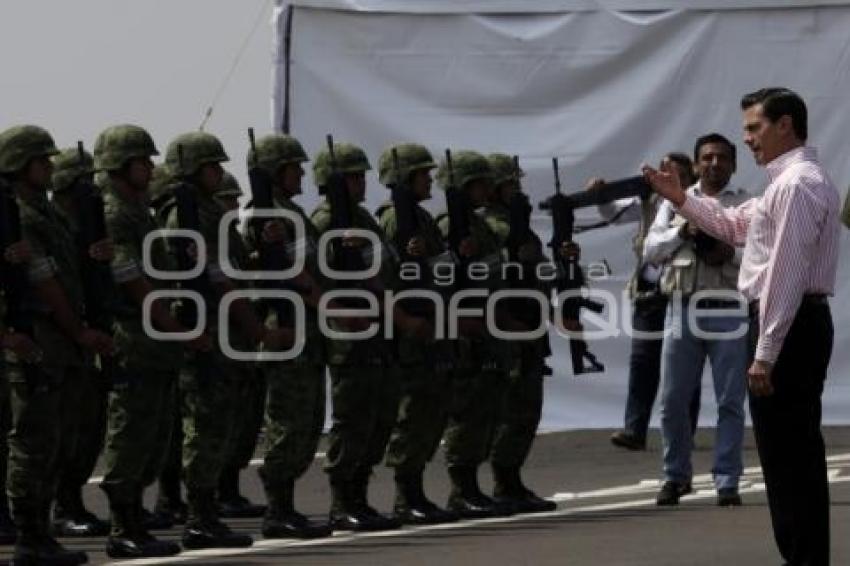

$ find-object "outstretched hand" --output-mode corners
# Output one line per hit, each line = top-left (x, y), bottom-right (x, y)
(642, 163), (686, 207)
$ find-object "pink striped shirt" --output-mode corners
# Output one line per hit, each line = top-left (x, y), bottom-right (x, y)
(677, 146), (841, 363)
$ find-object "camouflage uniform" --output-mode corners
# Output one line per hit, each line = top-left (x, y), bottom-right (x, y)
(0, 124), (91, 565)
(94, 124), (182, 559)
(244, 134), (330, 538)
(0, 294), (14, 543)
(483, 153), (555, 513)
(49, 147), (111, 536)
(376, 143), (456, 524)
(208, 173), (268, 520)
(162, 132), (253, 549)
(311, 142), (401, 531)
(435, 150), (512, 518)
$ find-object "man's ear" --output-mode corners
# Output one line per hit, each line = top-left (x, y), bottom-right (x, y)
(777, 114), (794, 138)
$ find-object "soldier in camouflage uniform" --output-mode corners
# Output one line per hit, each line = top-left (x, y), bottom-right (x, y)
(162, 131), (288, 549)
(312, 142), (430, 531)
(211, 172), (267, 520)
(0, 124), (114, 566)
(435, 150), (516, 519)
(94, 124), (201, 558)
(483, 153), (557, 514)
(47, 147), (112, 536)
(242, 134), (332, 538)
(376, 143), (457, 525)
(0, 241), (37, 547)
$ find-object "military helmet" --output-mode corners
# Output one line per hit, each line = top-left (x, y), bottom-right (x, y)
(93, 124), (158, 172)
(248, 134), (308, 175)
(0, 125), (60, 174)
(51, 146), (95, 193)
(435, 150), (493, 190)
(377, 143), (436, 187)
(165, 131), (229, 177)
(487, 153), (524, 186)
(312, 142), (371, 187)
(214, 171), (243, 200)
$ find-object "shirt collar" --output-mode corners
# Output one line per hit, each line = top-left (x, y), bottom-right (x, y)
(690, 180), (743, 198)
(766, 146), (816, 182)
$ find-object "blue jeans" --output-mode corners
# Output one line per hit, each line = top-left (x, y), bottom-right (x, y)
(660, 299), (748, 490)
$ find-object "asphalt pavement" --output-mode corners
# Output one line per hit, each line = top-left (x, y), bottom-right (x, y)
(2, 427), (848, 566)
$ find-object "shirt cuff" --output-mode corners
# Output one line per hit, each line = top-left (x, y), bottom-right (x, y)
(754, 336), (781, 364)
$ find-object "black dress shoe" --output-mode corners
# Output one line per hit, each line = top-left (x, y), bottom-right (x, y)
(716, 488), (742, 507)
(182, 521), (253, 549)
(53, 514), (110, 538)
(497, 491), (557, 514)
(105, 534), (181, 559)
(12, 534), (89, 565)
(446, 493), (502, 520)
(655, 481), (693, 506)
(262, 510), (332, 539)
(610, 431), (647, 451)
(329, 509), (389, 532)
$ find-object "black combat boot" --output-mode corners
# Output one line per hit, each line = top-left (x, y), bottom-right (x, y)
(218, 466), (266, 519)
(182, 489), (253, 550)
(261, 479), (331, 539)
(53, 487), (109, 537)
(350, 471), (401, 530)
(492, 466), (556, 514)
(393, 472), (456, 525)
(328, 479), (382, 532)
(104, 502), (180, 559)
(138, 492), (173, 531)
(10, 501), (87, 566)
(446, 466), (503, 520)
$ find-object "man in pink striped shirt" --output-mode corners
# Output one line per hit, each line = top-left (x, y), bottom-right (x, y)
(643, 88), (840, 566)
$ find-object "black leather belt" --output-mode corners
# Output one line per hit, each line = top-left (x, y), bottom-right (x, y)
(694, 298), (744, 310)
(748, 293), (828, 317)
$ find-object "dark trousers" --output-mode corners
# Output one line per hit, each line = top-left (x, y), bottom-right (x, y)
(624, 296), (700, 440)
(749, 300), (832, 566)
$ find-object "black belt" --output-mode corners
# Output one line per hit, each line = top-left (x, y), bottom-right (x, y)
(693, 298), (744, 310)
(748, 293), (828, 318)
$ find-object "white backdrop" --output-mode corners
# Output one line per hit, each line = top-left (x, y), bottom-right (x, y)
(274, 1), (850, 429)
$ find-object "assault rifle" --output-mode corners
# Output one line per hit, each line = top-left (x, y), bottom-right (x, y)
(325, 135), (364, 273)
(0, 178), (41, 379)
(171, 145), (213, 378)
(246, 128), (299, 326)
(546, 159), (615, 375)
(72, 141), (115, 380)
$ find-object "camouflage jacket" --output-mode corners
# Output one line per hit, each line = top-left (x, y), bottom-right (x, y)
(4, 187), (84, 376)
(311, 199), (397, 366)
(103, 178), (183, 373)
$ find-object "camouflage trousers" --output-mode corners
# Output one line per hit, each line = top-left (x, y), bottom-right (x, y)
(324, 364), (399, 483)
(260, 363), (325, 487)
(0, 372), (10, 508)
(443, 367), (508, 468)
(222, 366), (266, 474)
(5, 364), (69, 517)
(180, 354), (241, 492)
(56, 365), (108, 506)
(100, 369), (176, 505)
(384, 364), (451, 475)
(490, 343), (547, 469)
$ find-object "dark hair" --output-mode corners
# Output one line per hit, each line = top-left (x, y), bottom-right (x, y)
(741, 88), (808, 141)
(693, 133), (736, 164)
(664, 152), (697, 186)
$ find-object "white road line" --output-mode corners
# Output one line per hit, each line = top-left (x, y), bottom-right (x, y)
(103, 452), (850, 565)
